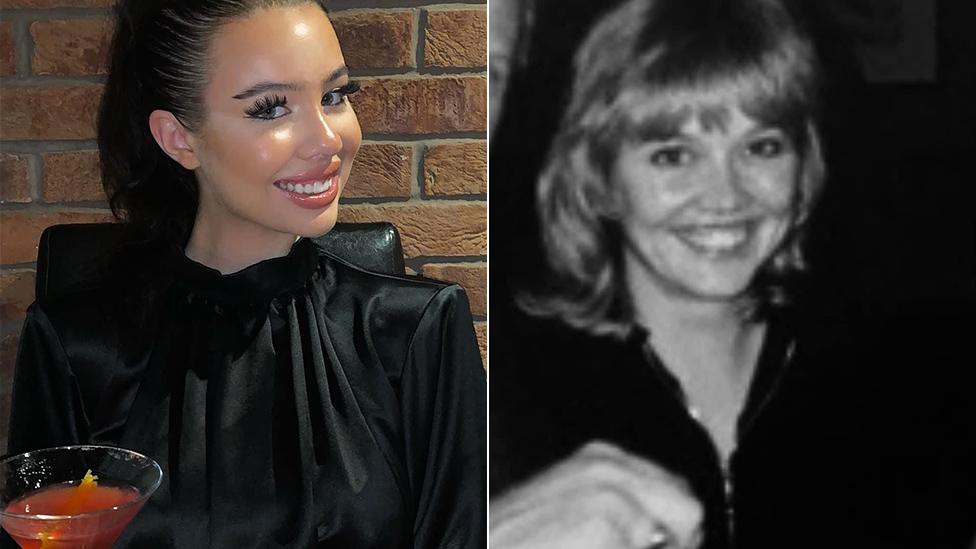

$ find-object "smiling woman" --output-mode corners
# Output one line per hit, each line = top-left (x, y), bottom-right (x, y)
(5, 1), (485, 548)
(129, 3), (364, 272)
(488, 0), (971, 548)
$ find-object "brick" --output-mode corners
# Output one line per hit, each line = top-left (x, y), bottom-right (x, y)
(422, 262), (485, 316)
(1, 154), (32, 204)
(339, 202), (485, 257)
(0, 271), (35, 326)
(423, 142), (486, 196)
(354, 77), (486, 135)
(42, 150), (104, 203)
(1, 22), (15, 76)
(474, 321), (486, 368)
(0, 211), (114, 265)
(0, 0), (111, 7)
(344, 143), (411, 199)
(332, 11), (414, 70)
(0, 85), (103, 140)
(424, 9), (487, 68)
(31, 18), (112, 76)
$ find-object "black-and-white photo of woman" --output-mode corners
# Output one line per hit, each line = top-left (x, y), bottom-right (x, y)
(488, 0), (976, 547)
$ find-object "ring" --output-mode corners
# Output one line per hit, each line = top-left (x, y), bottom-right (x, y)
(647, 529), (671, 549)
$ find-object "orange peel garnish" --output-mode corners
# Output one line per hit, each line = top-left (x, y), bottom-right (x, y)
(37, 469), (101, 546)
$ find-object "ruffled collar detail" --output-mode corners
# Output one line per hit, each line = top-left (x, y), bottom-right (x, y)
(170, 238), (320, 311)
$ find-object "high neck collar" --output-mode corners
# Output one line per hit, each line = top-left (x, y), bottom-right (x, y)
(170, 237), (319, 308)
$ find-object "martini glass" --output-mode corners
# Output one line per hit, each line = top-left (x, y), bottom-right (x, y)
(0, 445), (162, 549)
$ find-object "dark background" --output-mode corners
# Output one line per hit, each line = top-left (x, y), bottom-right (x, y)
(490, 0), (976, 317)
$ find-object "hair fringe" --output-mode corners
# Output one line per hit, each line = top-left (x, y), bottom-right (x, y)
(522, 0), (826, 336)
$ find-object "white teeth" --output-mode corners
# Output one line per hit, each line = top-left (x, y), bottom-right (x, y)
(275, 181), (328, 194)
(678, 226), (748, 251)
(276, 179), (335, 195)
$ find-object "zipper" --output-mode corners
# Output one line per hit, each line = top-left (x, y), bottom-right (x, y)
(640, 336), (798, 548)
(640, 342), (737, 545)
(721, 459), (735, 546)
(689, 403), (735, 545)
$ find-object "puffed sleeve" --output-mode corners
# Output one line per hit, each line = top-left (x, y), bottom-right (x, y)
(6, 303), (90, 456)
(400, 285), (486, 549)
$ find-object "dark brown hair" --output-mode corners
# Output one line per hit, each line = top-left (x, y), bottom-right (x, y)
(97, 0), (330, 245)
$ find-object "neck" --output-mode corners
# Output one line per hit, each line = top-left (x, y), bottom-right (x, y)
(625, 260), (763, 384)
(184, 206), (297, 275)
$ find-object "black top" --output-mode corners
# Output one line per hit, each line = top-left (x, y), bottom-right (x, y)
(490, 300), (976, 549)
(6, 238), (486, 548)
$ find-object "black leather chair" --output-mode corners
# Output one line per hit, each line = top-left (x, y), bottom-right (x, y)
(35, 222), (406, 304)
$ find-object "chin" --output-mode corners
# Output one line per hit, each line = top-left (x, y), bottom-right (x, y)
(665, 263), (757, 302)
(679, 280), (751, 302)
(286, 204), (340, 239)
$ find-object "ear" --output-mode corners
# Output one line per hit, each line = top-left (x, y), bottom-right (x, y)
(148, 110), (201, 170)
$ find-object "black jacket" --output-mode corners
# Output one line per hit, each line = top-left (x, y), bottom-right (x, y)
(490, 298), (976, 548)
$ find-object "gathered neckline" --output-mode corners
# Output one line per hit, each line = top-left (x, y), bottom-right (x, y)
(169, 237), (320, 308)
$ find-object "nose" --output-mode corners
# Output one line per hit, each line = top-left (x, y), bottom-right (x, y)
(297, 109), (342, 161)
(698, 156), (748, 212)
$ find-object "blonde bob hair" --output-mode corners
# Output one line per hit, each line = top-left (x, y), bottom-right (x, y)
(527, 0), (826, 336)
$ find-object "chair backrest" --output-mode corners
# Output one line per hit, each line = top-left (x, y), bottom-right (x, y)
(34, 222), (405, 304)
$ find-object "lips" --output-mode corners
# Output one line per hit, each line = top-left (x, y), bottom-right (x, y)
(672, 221), (754, 254)
(273, 158), (342, 210)
(274, 158), (340, 186)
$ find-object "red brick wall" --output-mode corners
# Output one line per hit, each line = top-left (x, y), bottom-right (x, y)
(0, 0), (487, 451)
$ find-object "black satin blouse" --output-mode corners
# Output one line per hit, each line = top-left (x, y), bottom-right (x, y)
(6, 238), (486, 548)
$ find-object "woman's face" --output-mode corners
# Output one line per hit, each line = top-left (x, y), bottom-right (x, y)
(612, 98), (800, 301)
(189, 3), (361, 241)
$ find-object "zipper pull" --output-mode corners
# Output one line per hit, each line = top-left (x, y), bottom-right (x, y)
(722, 460), (735, 546)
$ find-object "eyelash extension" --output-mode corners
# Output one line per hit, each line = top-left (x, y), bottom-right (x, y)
(341, 80), (361, 95)
(245, 81), (362, 119)
(323, 80), (361, 105)
(245, 93), (287, 118)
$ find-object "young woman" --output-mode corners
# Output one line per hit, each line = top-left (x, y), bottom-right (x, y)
(490, 0), (973, 547)
(6, 1), (485, 547)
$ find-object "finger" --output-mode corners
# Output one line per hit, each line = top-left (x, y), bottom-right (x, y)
(491, 442), (704, 549)
(574, 441), (704, 547)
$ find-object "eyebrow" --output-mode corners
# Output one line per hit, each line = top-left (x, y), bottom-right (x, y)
(630, 110), (691, 142)
(232, 66), (350, 100)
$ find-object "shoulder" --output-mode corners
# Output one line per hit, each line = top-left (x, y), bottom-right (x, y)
(317, 248), (465, 318)
(29, 279), (121, 345)
(23, 276), (149, 382)
(27, 238), (176, 371)
(493, 302), (634, 373)
(314, 249), (475, 365)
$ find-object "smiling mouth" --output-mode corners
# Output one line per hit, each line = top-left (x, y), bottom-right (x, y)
(672, 222), (754, 254)
(273, 158), (341, 196)
(273, 175), (338, 195)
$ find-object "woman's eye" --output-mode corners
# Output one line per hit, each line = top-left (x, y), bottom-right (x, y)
(245, 94), (289, 120)
(321, 91), (345, 107)
(747, 136), (788, 158)
(649, 146), (693, 167)
(258, 105), (289, 119)
(322, 81), (361, 107)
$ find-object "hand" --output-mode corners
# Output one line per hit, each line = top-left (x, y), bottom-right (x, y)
(490, 441), (704, 549)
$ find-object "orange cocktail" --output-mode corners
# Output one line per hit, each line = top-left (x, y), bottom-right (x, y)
(1, 446), (162, 549)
